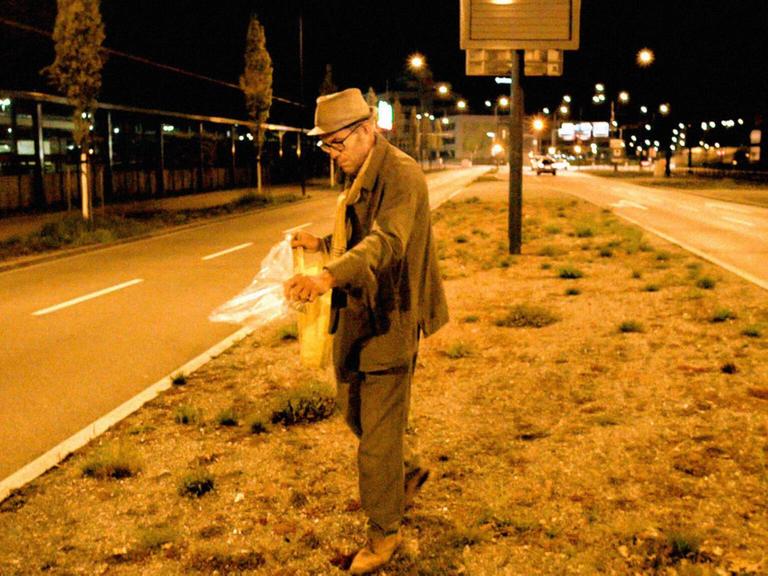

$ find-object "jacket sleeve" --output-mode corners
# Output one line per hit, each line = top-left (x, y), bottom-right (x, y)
(325, 164), (423, 289)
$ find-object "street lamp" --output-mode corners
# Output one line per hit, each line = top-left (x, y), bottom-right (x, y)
(532, 117), (545, 153)
(637, 48), (655, 67)
(408, 53), (426, 72)
(659, 103), (670, 115)
(457, 99), (467, 111)
(437, 84), (449, 96)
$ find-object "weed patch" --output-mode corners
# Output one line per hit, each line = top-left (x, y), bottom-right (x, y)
(558, 265), (584, 279)
(82, 443), (141, 479)
(619, 321), (644, 333)
(444, 341), (474, 359)
(268, 380), (336, 426)
(174, 405), (202, 425)
(178, 468), (215, 498)
(495, 304), (559, 328)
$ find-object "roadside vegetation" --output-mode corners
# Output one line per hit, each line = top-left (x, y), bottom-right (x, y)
(1, 179), (766, 575)
(0, 191), (300, 263)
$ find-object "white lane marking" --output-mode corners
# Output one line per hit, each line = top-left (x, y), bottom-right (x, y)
(283, 222), (312, 234)
(705, 201), (753, 214)
(202, 242), (254, 261)
(32, 279), (144, 316)
(610, 199), (648, 210)
(722, 216), (756, 228)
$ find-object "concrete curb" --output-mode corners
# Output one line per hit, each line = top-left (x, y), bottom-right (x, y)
(0, 195), (314, 275)
(0, 326), (253, 503)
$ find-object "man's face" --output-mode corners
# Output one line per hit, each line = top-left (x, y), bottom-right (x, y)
(320, 121), (373, 175)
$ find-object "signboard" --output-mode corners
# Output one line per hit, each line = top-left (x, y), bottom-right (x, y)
(460, 0), (581, 50)
(610, 138), (626, 163)
(377, 100), (393, 131)
(592, 122), (610, 138)
(465, 48), (516, 76)
(524, 49), (563, 76)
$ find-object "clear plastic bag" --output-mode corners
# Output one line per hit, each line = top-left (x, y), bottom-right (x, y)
(209, 234), (294, 328)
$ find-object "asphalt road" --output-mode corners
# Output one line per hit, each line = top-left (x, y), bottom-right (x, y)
(536, 170), (768, 291)
(0, 167), (488, 482)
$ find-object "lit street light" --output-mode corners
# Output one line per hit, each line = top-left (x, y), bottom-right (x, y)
(637, 48), (655, 67)
(408, 53), (425, 72)
(456, 99), (467, 111)
(659, 103), (670, 115)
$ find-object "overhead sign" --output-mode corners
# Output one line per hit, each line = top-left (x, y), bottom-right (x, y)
(460, 0), (581, 51)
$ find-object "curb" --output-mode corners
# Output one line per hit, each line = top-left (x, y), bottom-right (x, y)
(0, 194), (315, 275)
(0, 326), (253, 503)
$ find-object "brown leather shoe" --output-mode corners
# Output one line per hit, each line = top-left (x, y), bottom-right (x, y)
(404, 467), (430, 509)
(348, 530), (402, 574)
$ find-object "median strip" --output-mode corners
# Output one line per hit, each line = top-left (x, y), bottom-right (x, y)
(32, 278), (144, 316)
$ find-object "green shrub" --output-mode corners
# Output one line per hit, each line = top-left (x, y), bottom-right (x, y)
(178, 469), (215, 498)
(495, 304), (559, 328)
(655, 250), (671, 261)
(444, 341), (473, 359)
(171, 373), (187, 386)
(269, 381), (336, 426)
(462, 315), (480, 323)
(742, 325), (763, 338)
(565, 288), (581, 296)
(721, 362), (738, 374)
(545, 225), (561, 235)
(598, 247), (613, 258)
(631, 270), (642, 279)
(538, 245), (564, 257)
(216, 409), (239, 427)
(558, 266), (584, 279)
(454, 234), (469, 244)
(619, 321), (644, 333)
(277, 323), (298, 341)
(711, 308), (736, 323)
(541, 262), (552, 270)
(174, 405), (202, 425)
(696, 276), (716, 289)
(82, 443), (141, 479)
(575, 226), (594, 238)
(643, 284), (660, 292)
(137, 525), (178, 552)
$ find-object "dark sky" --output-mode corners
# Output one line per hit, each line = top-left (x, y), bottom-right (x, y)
(1, 0), (767, 127)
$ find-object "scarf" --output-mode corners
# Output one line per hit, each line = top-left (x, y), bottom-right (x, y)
(330, 147), (374, 260)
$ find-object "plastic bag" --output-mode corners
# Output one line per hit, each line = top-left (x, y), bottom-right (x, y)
(209, 234), (294, 328)
(295, 247), (332, 369)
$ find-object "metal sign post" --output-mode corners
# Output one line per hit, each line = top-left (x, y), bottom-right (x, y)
(509, 52), (523, 254)
(460, 0), (581, 255)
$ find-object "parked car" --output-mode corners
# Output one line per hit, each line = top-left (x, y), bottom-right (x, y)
(535, 156), (557, 176)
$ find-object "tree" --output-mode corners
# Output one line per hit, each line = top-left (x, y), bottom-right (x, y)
(240, 15), (273, 195)
(43, 0), (106, 221)
(318, 64), (337, 96)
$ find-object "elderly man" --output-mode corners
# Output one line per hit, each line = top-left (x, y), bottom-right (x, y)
(284, 88), (448, 574)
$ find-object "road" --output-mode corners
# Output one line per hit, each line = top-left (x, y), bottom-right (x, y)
(536, 170), (768, 291)
(0, 167), (488, 484)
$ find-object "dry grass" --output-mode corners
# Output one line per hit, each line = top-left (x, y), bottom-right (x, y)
(1, 182), (767, 575)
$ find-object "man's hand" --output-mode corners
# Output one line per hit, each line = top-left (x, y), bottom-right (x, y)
(283, 270), (335, 303)
(291, 231), (322, 253)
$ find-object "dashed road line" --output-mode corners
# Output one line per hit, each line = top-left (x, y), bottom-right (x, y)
(202, 242), (254, 261)
(721, 216), (756, 227)
(32, 278), (144, 316)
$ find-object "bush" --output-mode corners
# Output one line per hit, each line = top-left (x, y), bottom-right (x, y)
(742, 325), (763, 338)
(461, 315), (480, 323)
(82, 443), (141, 479)
(178, 469), (215, 498)
(216, 409), (239, 427)
(643, 284), (660, 292)
(575, 226), (594, 238)
(454, 234), (469, 244)
(558, 266), (583, 279)
(137, 525), (178, 552)
(598, 247), (613, 258)
(711, 308), (736, 323)
(174, 405), (202, 425)
(269, 381), (336, 426)
(277, 323), (298, 341)
(565, 288), (581, 296)
(495, 304), (559, 328)
(444, 341), (473, 359)
(171, 373), (187, 386)
(619, 321), (644, 333)
(696, 276), (716, 289)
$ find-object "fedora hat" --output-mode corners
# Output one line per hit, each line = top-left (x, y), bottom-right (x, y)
(308, 88), (374, 137)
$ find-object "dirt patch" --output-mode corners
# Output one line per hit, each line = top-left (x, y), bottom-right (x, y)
(1, 182), (766, 575)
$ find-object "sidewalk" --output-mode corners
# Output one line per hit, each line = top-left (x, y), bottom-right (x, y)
(2, 171), (765, 574)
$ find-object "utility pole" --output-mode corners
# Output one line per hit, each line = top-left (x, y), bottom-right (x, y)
(298, 4), (306, 196)
(508, 51), (523, 255)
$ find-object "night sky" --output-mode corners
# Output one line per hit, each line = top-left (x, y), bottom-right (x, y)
(1, 0), (767, 127)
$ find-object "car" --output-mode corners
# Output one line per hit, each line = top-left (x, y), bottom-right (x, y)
(535, 156), (557, 176)
(552, 156), (570, 171)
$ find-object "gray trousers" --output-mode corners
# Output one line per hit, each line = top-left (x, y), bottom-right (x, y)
(336, 362), (416, 537)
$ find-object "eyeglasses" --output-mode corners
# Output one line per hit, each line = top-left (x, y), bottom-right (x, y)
(319, 122), (363, 154)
